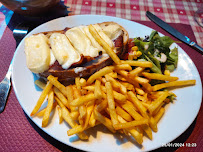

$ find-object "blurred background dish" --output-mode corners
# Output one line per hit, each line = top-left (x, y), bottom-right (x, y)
(194, 4), (203, 28)
(0, 0), (60, 16)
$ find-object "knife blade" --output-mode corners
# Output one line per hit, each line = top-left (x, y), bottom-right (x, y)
(146, 11), (203, 54)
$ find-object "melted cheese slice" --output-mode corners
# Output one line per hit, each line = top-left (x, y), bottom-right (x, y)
(49, 33), (81, 69)
(25, 23), (123, 72)
(81, 26), (106, 54)
(24, 33), (50, 73)
(101, 24), (122, 40)
(65, 27), (99, 57)
(92, 24), (114, 48)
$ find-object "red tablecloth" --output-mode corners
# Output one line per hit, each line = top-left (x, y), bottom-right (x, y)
(0, 19), (202, 152)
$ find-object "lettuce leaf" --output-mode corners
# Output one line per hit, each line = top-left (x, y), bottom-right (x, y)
(133, 30), (178, 73)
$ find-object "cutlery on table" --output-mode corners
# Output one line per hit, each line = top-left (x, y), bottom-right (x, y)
(146, 11), (203, 54)
(0, 23), (30, 113)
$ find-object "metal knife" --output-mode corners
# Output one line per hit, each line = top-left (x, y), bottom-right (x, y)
(146, 11), (203, 54)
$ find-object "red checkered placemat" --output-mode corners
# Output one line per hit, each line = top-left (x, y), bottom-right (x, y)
(65, 0), (203, 47)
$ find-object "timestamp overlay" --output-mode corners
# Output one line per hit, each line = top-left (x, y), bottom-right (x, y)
(162, 143), (197, 148)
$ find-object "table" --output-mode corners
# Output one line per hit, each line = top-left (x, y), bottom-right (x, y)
(0, 0), (202, 152)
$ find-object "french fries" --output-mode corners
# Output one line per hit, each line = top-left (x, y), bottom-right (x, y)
(105, 82), (119, 126)
(148, 91), (169, 115)
(30, 81), (53, 116)
(121, 60), (153, 67)
(89, 24), (121, 65)
(47, 75), (67, 97)
(31, 48), (196, 146)
(42, 90), (54, 127)
(142, 72), (179, 81)
(70, 93), (96, 107)
(36, 101), (57, 117)
(61, 107), (88, 140)
(152, 80), (196, 91)
(94, 79), (102, 100)
(87, 66), (113, 85)
(114, 119), (148, 130)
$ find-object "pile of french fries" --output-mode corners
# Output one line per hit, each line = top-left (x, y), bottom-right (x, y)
(31, 61), (196, 144)
(30, 25), (196, 145)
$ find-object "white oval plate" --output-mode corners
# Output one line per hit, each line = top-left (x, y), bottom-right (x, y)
(12, 15), (202, 152)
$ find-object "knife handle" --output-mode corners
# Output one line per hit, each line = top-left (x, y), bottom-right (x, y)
(192, 43), (203, 54)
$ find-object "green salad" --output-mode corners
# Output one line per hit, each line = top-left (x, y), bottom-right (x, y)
(132, 31), (178, 74)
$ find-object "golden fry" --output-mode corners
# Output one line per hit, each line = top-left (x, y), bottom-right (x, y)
(67, 125), (83, 136)
(83, 85), (95, 92)
(114, 119), (148, 130)
(89, 105), (97, 127)
(61, 107), (88, 140)
(113, 91), (126, 104)
(115, 69), (140, 88)
(94, 79), (102, 100)
(134, 76), (149, 84)
(117, 115), (143, 144)
(54, 87), (69, 108)
(105, 82), (119, 126)
(70, 93), (96, 107)
(148, 91), (169, 115)
(108, 72), (117, 78)
(114, 64), (132, 71)
(149, 117), (158, 132)
(55, 96), (65, 109)
(127, 91), (148, 118)
(72, 86), (81, 99)
(67, 121), (101, 136)
(66, 85), (74, 101)
(105, 74), (120, 91)
(116, 106), (133, 122)
(42, 90), (54, 127)
(153, 80), (196, 91)
(75, 77), (81, 90)
(129, 67), (145, 77)
(83, 101), (95, 129)
(87, 66), (113, 85)
(96, 99), (108, 112)
(135, 87), (145, 95)
(94, 109), (116, 133)
(142, 83), (153, 92)
(79, 105), (87, 120)
(70, 111), (79, 120)
(36, 101), (57, 117)
(89, 24), (121, 65)
(121, 60), (153, 67)
(47, 75), (68, 97)
(142, 124), (152, 140)
(79, 78), (87, 87)
(154, 107), (165, 123)
(31, 81), (53, 116)
(142, 72), (178, 81)
(121, 101), (143, 120)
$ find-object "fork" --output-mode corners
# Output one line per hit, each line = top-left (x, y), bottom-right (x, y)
(0, 23), (30, 113)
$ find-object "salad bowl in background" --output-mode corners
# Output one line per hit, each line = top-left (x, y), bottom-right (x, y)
(0, 0), (60, 16)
